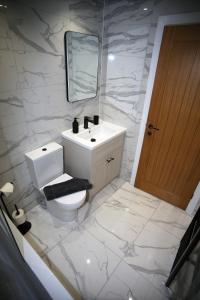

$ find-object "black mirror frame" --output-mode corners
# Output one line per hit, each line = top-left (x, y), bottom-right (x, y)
(64, 31), (100, 103)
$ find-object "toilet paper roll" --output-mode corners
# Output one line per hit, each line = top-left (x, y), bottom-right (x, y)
(12, 209), (26, 226)
(0, 182), (14, 197)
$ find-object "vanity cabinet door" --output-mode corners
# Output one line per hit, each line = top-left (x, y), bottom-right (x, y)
(106, 147), (122, 184)
(90, 143), (123, 197)
(91, 158), (107, 195)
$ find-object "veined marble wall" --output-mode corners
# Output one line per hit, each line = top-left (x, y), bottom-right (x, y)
(100, 0), (200, 180)
(0, 0), (103, 212)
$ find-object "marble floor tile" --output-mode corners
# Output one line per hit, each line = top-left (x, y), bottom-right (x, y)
(97, 260), (166, 300)
(121, 182), (161, 208)
(26, 178), (125, 253)
(103, 177), (126, 194)
(83, 195), (154, 258)
(26, 205), (77, 255)
(77, 177), (126, 224)
(77, 196), (100, 225)
(43, 228), (121, 300)
(125, 221), (179, 297)
(94, 177), (126, 207)
(112, 187), (157, 219)
(150, 201), (192, 239)
(24, 180), (191, 299)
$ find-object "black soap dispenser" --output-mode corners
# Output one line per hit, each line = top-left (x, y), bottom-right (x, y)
(72, 118), (79, 133)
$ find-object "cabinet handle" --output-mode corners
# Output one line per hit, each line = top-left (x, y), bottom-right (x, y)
(106, 157), (115, 163)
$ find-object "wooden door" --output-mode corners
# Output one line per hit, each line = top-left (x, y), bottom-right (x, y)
(135, 24), (200, 209)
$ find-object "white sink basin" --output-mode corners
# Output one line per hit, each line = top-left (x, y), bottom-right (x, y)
(62, 120), (126, 150)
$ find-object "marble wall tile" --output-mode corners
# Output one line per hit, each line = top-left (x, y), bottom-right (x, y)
(100, 0), (152, 180)
(6, 1), (68, 89)
(0, 0), (104, 212)
(104, 24), (150, 57)
(19, 0), (70, 17)
(152, 0), (200, 22)
(69, 0), (103, 36)
(103, 0), (154, 32)
(0, 90), (25, 128)
(0, 11), (20, 92)
(0, 128), (13, 176)
(104, 55), (146, 113)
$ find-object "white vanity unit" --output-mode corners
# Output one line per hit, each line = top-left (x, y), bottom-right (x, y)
(62, 120), (126, 197)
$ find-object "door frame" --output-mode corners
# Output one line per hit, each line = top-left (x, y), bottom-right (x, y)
(131, 12), (200, 212)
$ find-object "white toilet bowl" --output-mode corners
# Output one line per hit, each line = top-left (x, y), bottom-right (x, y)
(25, 142), (87, 222)
(41, 173), (86, 222)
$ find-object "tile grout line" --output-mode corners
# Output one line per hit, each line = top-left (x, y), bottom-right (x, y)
(110, 188), (172, 297)
(41, 224), (124, 300)
(27, 187), (117, 258)
(42, 191), (122, 258)
(79, 184), (162, 265)
(78, 180), (125, 227)
(121, 198), (179, 299)
(94, 257), (123, 299)
(145, 199), (191, 240)
(120, 256), (170, 299)
(131, 194), (161, 244)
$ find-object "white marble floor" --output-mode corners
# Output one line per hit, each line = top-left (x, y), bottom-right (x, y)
(25, 178), (192, 300)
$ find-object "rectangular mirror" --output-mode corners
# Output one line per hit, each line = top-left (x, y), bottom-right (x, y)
(64, 31), (99, 102)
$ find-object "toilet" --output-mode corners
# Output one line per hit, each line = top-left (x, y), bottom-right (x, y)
(25, 142), (86, 222)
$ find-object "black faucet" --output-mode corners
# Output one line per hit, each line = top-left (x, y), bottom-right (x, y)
(84, 115), (99, 129)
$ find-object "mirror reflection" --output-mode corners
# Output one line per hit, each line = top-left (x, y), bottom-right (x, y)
(65, 31), (99, 102)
